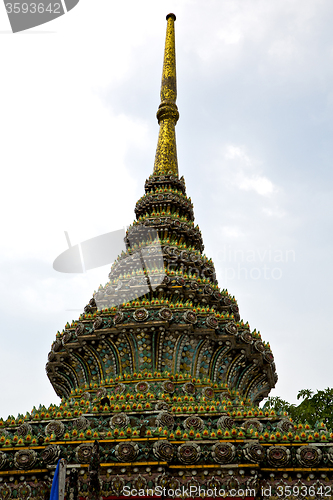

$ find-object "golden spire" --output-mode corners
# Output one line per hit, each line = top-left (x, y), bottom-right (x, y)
(153, 13), (179, 177)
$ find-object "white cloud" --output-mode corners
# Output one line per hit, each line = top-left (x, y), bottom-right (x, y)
(239, 175), (274, 196)
(222, 144), (276, 196)
(221, 226), (244, 239)
(225, 145), (252, 164)
(262, 207), (286, 218)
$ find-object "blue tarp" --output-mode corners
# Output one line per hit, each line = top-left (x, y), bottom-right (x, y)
(49, 459), (61, 500)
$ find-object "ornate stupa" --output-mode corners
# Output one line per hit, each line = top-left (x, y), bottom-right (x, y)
(1, 14), (333, 500)
(46, 13), (277, 406)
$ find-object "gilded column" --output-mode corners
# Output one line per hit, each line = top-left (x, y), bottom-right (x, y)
(153, 13), (179, 177)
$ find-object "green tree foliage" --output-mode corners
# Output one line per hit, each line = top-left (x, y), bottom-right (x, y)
(263, 388), (333, 428)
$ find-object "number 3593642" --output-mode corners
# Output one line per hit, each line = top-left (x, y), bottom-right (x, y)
(277, 485), (332, 497)
(5, 3), (61, 14)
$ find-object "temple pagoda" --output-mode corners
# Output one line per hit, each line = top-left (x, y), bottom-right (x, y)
(1, 14), (333, 500)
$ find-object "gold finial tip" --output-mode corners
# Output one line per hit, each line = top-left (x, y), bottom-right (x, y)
(166, 13), (176, 21)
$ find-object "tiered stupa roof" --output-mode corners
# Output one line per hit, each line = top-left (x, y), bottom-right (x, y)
(1, 14), (333, 500)
(46, 13), (277, 406)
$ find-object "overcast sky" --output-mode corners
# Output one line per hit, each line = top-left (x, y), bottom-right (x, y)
(0, 0), (333, 419)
